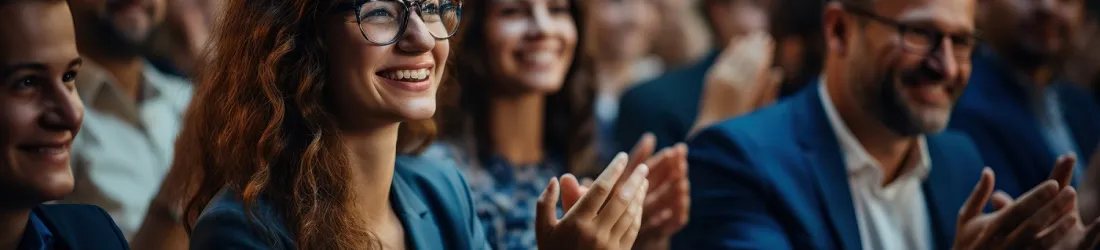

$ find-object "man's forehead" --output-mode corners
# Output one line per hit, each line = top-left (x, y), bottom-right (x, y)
(878, 0), (977, 31)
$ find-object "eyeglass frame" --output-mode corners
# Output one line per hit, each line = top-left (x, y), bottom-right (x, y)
(841, 3), (981, 60)
(332, 0), (463, 46)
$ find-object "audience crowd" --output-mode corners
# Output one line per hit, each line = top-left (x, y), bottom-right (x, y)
(1, 0), (1100, 249)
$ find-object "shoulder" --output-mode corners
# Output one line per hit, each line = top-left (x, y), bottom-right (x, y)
(34, 204), (129, 249)
(695, 97), (802, 149)
(191, 190), (293, 249)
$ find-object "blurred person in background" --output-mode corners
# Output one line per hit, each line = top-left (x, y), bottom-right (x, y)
(949, 0), (1100, 199)
(581, 0), (662, 164)
(689, 0), (826, 135)
(172, 0), (655, 248)
(1062, 0), (1100, 102)
(615, 0), (770, 151)
(680, 0), (1100, 248)
(0, 0), (128, 248)
(428, 0), (690, 248)
(650, 0), (712, 69)
(61, 0), (194, 239)
(146, 0), (222, 78)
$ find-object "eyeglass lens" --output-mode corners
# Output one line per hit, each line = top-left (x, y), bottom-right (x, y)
(358, 0), (460, 44)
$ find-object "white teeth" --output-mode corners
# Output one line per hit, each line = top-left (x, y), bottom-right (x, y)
(522, 51), (555, 64)
(381, 68), (431, 81)
(35, 147), (64, 154)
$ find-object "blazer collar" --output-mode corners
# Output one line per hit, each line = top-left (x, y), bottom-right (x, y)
(390, 166), (439, 249)
(30, 206), (74, 250)
(921, 135), (979, 250)
(791, 82), (862, 250)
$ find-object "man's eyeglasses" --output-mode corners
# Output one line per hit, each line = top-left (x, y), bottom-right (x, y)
(334, 0), (462, 46)
(844, 5), (979, 60)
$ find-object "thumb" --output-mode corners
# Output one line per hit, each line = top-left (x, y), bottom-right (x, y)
(536, 177), (561, 237)
(560, 174), (584, 212)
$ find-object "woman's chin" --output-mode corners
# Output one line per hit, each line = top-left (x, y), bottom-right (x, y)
(395, 102), (437, 121)
(31, 173), (74, 202)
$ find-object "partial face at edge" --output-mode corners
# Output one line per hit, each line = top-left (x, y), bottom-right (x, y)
(0, 1), (84, 203)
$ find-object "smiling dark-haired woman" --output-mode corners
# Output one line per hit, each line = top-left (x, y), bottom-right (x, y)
(424, 0), (691, 249)
(178, 0), (652, 249)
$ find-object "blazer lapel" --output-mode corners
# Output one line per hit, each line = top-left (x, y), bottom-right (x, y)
(921, 135), (974, 250)
(31, 206), (75, 250)
(391, 175), (441, 250)
(794, 85), (862, 250)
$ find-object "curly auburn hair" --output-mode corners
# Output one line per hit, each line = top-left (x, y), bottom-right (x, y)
(168, 0), (441, 249)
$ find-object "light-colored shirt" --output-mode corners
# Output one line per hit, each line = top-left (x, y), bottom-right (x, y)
(62, 59), (192, 239)
(819, 82), (933, 250)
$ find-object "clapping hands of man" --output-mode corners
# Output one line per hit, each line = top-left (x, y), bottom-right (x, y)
(956, 154), (1100, 249)
(537, 134), (690, 250)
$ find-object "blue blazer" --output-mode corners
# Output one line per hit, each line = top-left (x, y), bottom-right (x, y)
(673, 85), (986, 250)
(189, 156), (491, 249)
(950, 50), (1100, 197)
(31, 204), (130, 249)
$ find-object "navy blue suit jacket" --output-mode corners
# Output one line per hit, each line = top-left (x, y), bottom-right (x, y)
(950, 50), (1100, 197)
(33, 204), (130, 249)
(189, 156), (490, 249)
(674, 85), (986, 250)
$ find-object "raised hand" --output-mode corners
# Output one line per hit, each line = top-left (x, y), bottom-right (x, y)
(691, 32), (782, 136)
(560, 134), (691, 250)
(954, 156), (1085, 249)
(537, 153), (650, 250)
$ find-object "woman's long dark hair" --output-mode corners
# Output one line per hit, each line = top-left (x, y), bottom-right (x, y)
(170, 0), (438, 249)
(438, 0), (598, 175)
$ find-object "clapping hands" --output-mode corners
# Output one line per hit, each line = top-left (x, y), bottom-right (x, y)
(955, 154), (1100, 250)
(536, 153), (649, 250)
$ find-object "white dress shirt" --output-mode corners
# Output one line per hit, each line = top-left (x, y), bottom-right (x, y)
(819, 82), (933, 250)
(62, 60), (192, 239)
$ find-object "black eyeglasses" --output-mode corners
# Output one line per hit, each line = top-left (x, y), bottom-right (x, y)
(844, 5), (980, 60)
(333, 0), (462, 46)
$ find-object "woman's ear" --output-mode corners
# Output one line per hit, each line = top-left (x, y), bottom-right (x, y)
(823, 2), (850, 57)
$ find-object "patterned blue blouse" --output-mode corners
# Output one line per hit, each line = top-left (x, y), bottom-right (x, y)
(420, 142), (564, 250)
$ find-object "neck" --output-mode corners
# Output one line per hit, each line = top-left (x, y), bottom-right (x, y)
(592, 59), (635, 97)
(825, 67), (915, 185)
(488, 93), (545, 165)
(77, 31), (145, 101)
(0, 207), (32, 250)
(343, 123), (400, 223)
